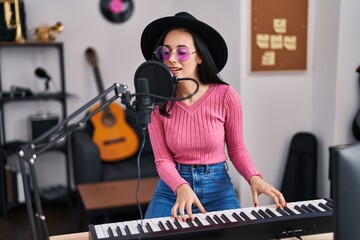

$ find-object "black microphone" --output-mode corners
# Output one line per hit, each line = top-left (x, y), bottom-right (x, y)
(35, 67), (51, 80)
(35, 67), (51, 91)
(134, 77), (152, 127)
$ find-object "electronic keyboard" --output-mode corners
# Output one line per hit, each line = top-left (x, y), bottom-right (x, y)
(89, 198), (334, 240)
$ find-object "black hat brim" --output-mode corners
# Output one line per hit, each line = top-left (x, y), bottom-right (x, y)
(140, 12), (228, 73)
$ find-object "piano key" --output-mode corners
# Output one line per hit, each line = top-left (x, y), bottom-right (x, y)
(108, 223), (118, 237)
(283, 206), (296, 215)
(115, 222), (127, 236)
(301, 204), (315, 213)
(223, 210), (241, 222)
(158, 221), (167, 231)
(276, 207), (290, 216)
(265, 208), (278, 218)
(94, 224), (105, 239)
(251, 210), (263, 220)
(166, 220), (175, 230)
(177, 218), (191, 228)
(213, 214), (225, 224)
(107, 227), (114, 237)
(294, 205), (307, 214)
(186, 218), (196, 227)
(124, 225), (132, 236)
(308, 203), (322, 212)
(241, 208), (257, 220)
(130, 220), (141, 234)
(318, 202), (332, 211)
(258, 209), (271, 219)
(101, 224), (110, 238)
(145, 223), (153, 233)
(194, 217), (204, 227)
(148, 219), (162, 232)
(232, 212), (244, 222)
(173, 219), (182, 229)
(115, 226), (123, 237)
(220, 213), (232, 223)
(240, 211), (252, 221)
(136, 220), (149, 234)
(205, 215), (217, 225)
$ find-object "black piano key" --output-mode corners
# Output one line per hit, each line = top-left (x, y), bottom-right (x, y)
(166, 220), (175, 230)
(205, 216), (216, 225)
(186, 218), (196, 228)
(213, 214), (224, 224)
(258, 209), (271, 219)
(137, 224), (145, 234)
(124, 225), (132, 236)
(301, 204), (315, 213)
(116, 226), (124, 237)
(194, 217), (204, 226)
(308, 203), (321, 212)
(251, 210), (263, 220)
(294, 205), (307, 214)
(232, 212), (244, 222)
(158, 221), (166, 231)
(319, 202), (332, 211)
(107, 227), (114, 237)
(145, 223), (153, 233)
(265, 208), (278, 218)
(174, 219), (182, 229)
(325, 198), (334, 204)
(276, 207), (290, 216)
(221, 214), (232, 223)
(325, 201), (333, 209)
(283, 206), (296, 215)
(240, 212), (252, 221)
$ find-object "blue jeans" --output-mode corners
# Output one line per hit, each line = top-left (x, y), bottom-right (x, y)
(145, 162), (240, 218)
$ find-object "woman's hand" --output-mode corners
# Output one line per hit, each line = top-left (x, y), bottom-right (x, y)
(171, 183), (207, 221)
(249, 175), (286, 208)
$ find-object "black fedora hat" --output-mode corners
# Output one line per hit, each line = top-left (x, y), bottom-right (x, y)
(140, 12), (228, 73)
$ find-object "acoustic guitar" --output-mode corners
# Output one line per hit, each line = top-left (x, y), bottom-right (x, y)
(85, 47), (139, 162)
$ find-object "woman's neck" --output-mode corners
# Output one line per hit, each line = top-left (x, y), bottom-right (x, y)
(175, 80), (209, 106)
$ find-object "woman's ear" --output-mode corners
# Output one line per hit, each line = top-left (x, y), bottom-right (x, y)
(197, 55), (203, 65)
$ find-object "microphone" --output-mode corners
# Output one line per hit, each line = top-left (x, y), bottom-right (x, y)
(35, 67), (52, 91)
(35, 67), (51, 80)
(134, 77), (152, 127)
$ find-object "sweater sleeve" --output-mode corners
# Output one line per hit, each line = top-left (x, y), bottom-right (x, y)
(148, 109), (189, 193)
(224, 87), (262, 183)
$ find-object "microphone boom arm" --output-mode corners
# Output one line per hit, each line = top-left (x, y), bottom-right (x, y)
(17, 82), (130, 240)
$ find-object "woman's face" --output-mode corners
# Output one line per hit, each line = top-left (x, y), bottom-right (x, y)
(162, 29), (202, 79)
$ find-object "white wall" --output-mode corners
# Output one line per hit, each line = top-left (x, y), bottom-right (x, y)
(1, 0), (359, 208)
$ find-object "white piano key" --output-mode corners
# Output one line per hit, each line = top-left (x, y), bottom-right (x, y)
(94, 224), (106, 239)
(100, 224), (110, 238)
(115, 222), (127, 236)
(123, 221), (137, 235)
(108, 223), (118, 237)
(148, 218), (162, 232)
(130, 220), (141, 234)
(176, 218), (191, 228)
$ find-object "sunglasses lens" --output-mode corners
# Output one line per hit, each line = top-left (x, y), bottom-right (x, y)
(176, 47), (190, 61)
(155, 46), (170, 61)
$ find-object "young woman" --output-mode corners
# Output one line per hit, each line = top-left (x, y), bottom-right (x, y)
(140, 12), (286, 221)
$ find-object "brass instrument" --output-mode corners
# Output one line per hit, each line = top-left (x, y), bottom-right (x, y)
(33, 22), (64, 42)
(2, 0), (26, 43)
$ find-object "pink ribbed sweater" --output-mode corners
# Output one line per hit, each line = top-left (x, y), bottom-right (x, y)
(148, 84), (261, 193)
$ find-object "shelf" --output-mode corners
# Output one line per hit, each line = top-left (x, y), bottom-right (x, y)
(0, 92), (66, 104)
(0, 41), (63, 48)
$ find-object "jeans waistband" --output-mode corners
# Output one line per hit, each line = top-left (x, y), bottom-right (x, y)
(176, 162), (228, 172)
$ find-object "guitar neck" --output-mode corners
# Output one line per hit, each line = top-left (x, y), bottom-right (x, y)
(92, 66), (107, 104)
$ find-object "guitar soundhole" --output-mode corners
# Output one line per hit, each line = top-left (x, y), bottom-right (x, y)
(102, 112), (116, 126)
